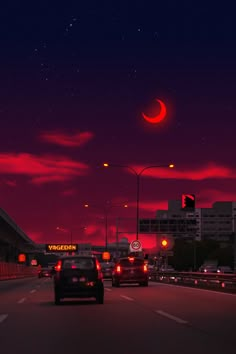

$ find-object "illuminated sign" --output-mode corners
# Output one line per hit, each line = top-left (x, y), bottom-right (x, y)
(102, 252), (111, 261)
(45, 244), (78, 252)
(18, 253), (26, 262)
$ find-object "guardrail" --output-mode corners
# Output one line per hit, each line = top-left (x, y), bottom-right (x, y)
(149, 271), (236, 293)
(0, 261), (38, 280)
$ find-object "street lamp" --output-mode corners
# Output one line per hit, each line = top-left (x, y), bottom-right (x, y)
(56, 226), (86, 244)
(103, 162), (174, 240)
(84, 202), (128, 251)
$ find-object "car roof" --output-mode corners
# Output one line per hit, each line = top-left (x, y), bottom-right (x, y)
(118, 257), (144, 261)
(58, 255), (96, 260)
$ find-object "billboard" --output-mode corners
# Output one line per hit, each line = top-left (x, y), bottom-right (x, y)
(45, 244), (78, 252)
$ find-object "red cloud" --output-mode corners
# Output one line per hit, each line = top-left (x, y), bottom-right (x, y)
(5, 180), (17, 187)
(39, 130), (94, 147)
(130, 162), (234, 180)
(0, 153), (89, 184)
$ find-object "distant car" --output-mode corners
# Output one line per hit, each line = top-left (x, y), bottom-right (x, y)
(100, 261), (115, 279)
(53, 255), (104, 305)
(112, 256), (148, 287)
(160, 265), (175, 272)
(217, 266), (233, 273)
(38, 267), (52, 278)
(199, 265), (218, 273)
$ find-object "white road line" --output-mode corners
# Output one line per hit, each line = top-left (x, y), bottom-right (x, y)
(30, 289), (36, 294)
(105, 288), (112, 291)
(18, 297), (26, 304)
(120, 295), (134, 301)
(156, 310), (188, 324)
(0, 314), (8, 324)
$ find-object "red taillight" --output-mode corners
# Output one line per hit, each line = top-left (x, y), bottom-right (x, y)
(55, 260), (62, 271)
(143, 264), (148, 272)
(96, 260), (103, 279)
(116, 265), (121, 273)
(96, 260), (101, 271)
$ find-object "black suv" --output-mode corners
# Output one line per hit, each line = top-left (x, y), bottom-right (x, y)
(112, 256), (149, 287)
(53, 255), (104, 305)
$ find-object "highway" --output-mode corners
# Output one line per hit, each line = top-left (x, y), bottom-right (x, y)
(0, 278), (236, 354)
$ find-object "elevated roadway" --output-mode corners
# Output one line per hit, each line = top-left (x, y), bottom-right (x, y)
(0, 208), (37, 263)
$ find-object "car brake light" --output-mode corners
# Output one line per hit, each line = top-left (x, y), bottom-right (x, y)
(116, 265), (121, 273)
(55, 260), (62, 271)
(144, 264), (148, 272)
(96, 261), (101, 271)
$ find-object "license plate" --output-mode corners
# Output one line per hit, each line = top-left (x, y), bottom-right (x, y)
(72, 277), (78, 282)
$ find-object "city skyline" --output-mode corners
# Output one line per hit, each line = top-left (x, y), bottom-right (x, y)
(0, 2), (236, 247)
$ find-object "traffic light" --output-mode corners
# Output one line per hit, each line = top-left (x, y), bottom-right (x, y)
(182, 194), (195, 209)
(161, 239), (168, 249)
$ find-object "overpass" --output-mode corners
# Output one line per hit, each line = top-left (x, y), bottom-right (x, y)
(0, 208), (37, 264)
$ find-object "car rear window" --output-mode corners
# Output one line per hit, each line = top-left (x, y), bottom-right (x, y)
(62, 258), (95, 270)
(119, 259), (144, 267)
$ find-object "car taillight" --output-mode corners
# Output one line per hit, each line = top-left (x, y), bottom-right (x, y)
(55, 260), (62, 271)
(143, 264), (148, 272)
(96, 261), (101, 271)
(116, 265), (121, 273)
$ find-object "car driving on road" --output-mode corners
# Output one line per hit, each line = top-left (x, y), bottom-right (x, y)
(53, 255), (104, 305)
(100, 261), (115, 279)
(112, 256), (148, 287)
(38, 267), (52, 278)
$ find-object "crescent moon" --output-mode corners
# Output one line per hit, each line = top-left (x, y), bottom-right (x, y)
(142, 99), (167, 124)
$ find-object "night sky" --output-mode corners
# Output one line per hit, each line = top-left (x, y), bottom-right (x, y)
(0, 1), (236, 248)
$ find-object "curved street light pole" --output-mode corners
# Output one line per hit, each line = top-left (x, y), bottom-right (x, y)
(56, 226), (86, 244)
(84, 202), (128, 251)
(103, 163), (174, 240)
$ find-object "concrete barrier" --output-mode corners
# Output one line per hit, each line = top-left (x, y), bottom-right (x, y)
(0, 261), (37, 280)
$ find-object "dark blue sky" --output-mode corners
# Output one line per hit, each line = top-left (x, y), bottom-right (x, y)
(0, 1), (236, 247)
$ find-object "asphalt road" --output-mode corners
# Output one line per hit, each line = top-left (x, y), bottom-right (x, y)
(0, 277), (236, 354)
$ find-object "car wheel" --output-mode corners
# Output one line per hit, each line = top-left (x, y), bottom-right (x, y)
(140, 281), (148, 287)
(115, 280), (120, 287)
(96, 291), (104, 304)
(54, 291), (61, 305)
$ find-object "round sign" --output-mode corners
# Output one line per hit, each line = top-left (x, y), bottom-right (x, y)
(130, 240), (142, 251)
(102, 251), (111, 261)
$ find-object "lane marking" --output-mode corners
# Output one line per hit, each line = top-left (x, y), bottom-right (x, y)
(156, 310), (188, 324)
(0, 314), (8, 324)
(120, 295), (134, 301)
(30, 289), (36, 293)
(105, 288), (112, 291)
(151, 281), (236, 297)
(18, 297), (26, 304)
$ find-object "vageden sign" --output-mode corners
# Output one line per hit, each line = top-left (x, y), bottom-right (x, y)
(45, 244), (78, 252)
